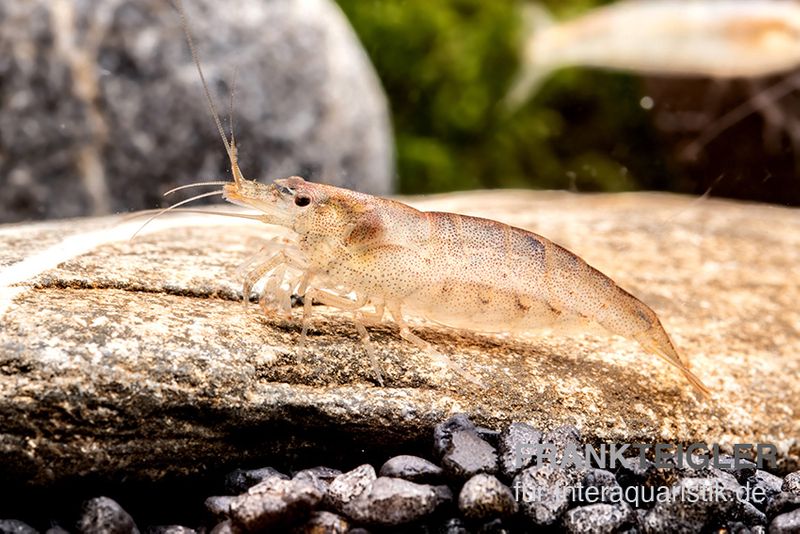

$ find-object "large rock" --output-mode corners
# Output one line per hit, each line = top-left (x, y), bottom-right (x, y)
(0, 0), (393, 223)
(0, 190), (798, 486)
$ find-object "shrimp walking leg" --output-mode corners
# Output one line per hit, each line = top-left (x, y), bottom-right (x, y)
(300, 288), (384, 383)
(241, 248), (306, 307)
(387, 302), (483, 386)
(259, 264), (293, 319)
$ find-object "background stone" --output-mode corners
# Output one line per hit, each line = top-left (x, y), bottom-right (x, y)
(0, 0), (393, 223)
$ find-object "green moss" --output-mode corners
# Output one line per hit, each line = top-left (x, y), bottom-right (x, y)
(336, 0), (672, 194)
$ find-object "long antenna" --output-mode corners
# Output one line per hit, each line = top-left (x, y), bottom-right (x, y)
(173, 0), (244, 186)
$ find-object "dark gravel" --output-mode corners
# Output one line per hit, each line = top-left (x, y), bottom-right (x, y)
(379, 455), (444, 484)
(785, 471), (800, 496)
(562, 503), (635, 534)
(223, 467), (289, 495)
(458, 474), (518, 520)
(0, 520), (38, 534)
(497, 422), (542, 478)
(513, 465), (572, 526)
(1, 414), (797, 532)
(78, 497), (139, 534)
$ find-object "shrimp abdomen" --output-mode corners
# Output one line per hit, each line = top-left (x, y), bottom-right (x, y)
(542, 240), (709, 396)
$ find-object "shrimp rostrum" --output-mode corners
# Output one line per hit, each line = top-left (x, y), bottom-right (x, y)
(221, 174), (709, 397)
(170, 0), (709, 398)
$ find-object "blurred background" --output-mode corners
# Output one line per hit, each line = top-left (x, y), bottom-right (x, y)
(1, 0), (798, 224)
(336, 0), (800, 200)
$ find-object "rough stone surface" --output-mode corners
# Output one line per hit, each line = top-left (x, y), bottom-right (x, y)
(747, 470), (786, 511)
(457, 474), (518, 520)
(767, 492), (800, 520)
(513, 465), (571, 526)
(342, 477), (452, 526)
(497, 422), (542, 479)
(224, 467), (288, 495)
(205, 496), (237, 519)
(0, 520), (37, 534)
(146, 528), (197, 534)
(433, 414), (478, 458)
(324, 464), (376, 513)
(577, 469), (622, 505)
(289, 511), (349, 534)
(784, 471), (800, 496)
(542, 425), (582, 463)
(441, 429), (498, 479)
(208, 520), (239, 534)
(719, 455), (758, 485)
(1, 191), (799, 485)
(770, 508), (800, 534)
(0, 0), (393, 224)
(379, 455), (443, 484)
(78, 497), (139, 534)
(616, 453), (740, 493)
(227, 477), (322, 531)
(641, 477), (766, 533)
(561, 503), (635, 534)
(291, 466), (342, 495)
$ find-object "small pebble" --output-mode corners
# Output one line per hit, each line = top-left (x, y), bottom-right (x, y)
(497, 422), (542, 478)
(228, 477), (322, 531)
(770, 508), (800, 534)
(458, 474), (518, 520)
(618, 452), (738, 490)
(782, 471), (800, 496)
(577, 469), (622, 505)
(290, 510), (349, 533)
(292, 466), (342, 494)
(343, 477), (452, 526)
(477, 518), (513, 533)
(766, 492), (800, 520)
(438, 517), (469, 534)
(208, 520), (240, 534)
(379, 455), (443, 483)
(717, 454), (757, 485)
(513, 465), (571, 526)
(224, 467), (289, 494)
(434, 414), (477, 458)
(441, 429), (498, 479)
(561, 503), (634, 534)
(746, 470), (784, 511)
(0, 520), (38, 534)
(542, 425), (582, 464)
(324, 464), (376, 512)
(205, 496), (237, 518)
(78, 497), (139, 534)
(616, 455), (655, 487)
(723, 521), (758, 534)
(641, 477), (765, 533)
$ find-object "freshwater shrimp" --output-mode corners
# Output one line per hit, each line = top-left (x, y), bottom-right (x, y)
(506, 0), (800, 107)
(172, 0), (710, 397)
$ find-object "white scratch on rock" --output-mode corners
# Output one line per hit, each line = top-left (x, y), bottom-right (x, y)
(0, 212), (259, 318)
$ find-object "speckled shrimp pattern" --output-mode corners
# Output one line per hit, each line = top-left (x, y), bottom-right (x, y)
(222, 176), (710, 397)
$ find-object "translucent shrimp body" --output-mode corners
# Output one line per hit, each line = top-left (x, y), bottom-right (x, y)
(508, 0), (800, 107)
(224, 176), (710, 397)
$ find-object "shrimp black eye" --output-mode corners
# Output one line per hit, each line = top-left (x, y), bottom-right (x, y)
(294, 195), (311, 207)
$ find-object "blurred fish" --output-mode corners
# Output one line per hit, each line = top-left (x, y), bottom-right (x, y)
(506, 0), (800, 108)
